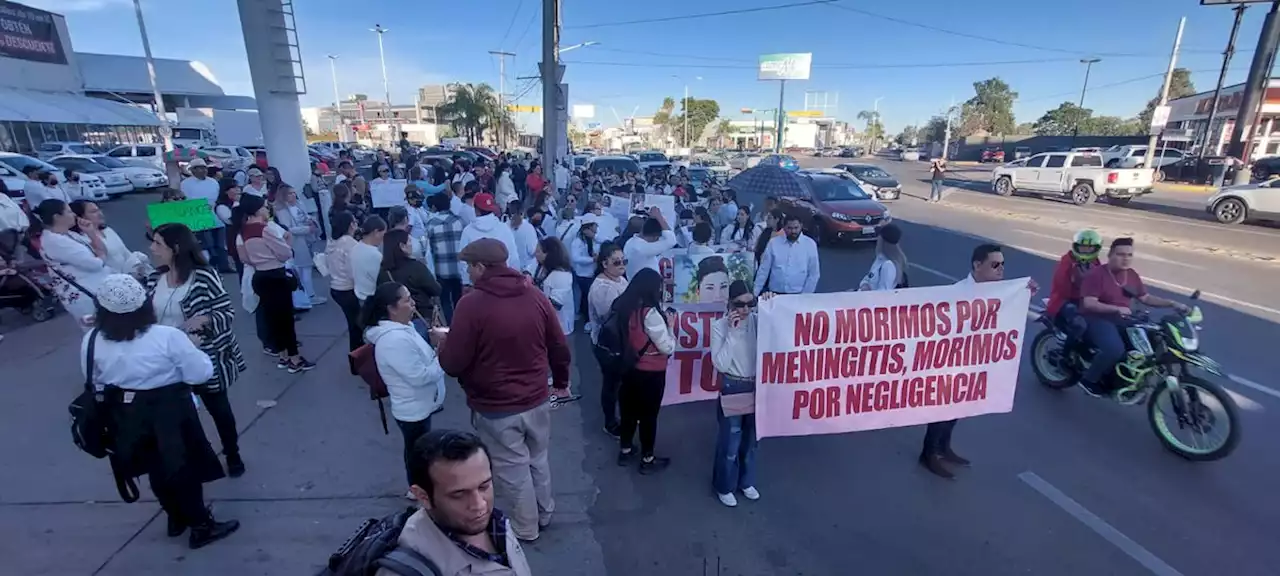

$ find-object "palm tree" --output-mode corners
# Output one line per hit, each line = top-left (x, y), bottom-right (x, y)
(438, 83), (507, 145)
(857, 109), (884, 151)
(714, 118), (732, 148)
(653, 97), (676, 147)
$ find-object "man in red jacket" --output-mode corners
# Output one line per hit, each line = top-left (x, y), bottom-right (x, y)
(434, 238), (571, 542)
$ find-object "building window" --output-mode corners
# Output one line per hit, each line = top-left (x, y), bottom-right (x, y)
(0, 123), (13, 153)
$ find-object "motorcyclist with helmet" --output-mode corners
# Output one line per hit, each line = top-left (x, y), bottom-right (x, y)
(1077, 237), (1189, 397)
(1046, 229), (1103, 343)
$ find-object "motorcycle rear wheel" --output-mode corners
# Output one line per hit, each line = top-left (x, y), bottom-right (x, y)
(1147, 375), (1241, 461)
(1031, 330), (1075, 389)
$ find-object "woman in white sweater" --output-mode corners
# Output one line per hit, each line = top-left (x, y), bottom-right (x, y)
(532, 236), (575, 336)
(361, 282), (446, 496)
(35, 199), (115, 332)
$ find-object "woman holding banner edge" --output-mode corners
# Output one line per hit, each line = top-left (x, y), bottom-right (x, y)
(710, 280), (767, 507)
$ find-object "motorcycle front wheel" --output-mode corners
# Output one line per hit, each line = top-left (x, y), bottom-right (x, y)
(1147, 375), (1241, 461)
(1030, 330), (1075, 389)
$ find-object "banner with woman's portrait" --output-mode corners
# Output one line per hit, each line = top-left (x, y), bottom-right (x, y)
(672, 250), (756, 305)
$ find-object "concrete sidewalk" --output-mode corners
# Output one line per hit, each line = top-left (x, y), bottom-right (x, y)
(0, 300), (605, 575)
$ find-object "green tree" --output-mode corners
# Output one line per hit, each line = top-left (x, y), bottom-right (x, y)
(1137, 68), (1195, 130)
(670, 98), (721, 147)
(960, 77), (1019, 136)
(857, 109), (884, 149)
(1083, 115), (1143, 136)
(922, 115), (949, 143)
(1032, 102), (1094, 136)
(1015, 122), (1036, 134)
(895, 125), (922, 146)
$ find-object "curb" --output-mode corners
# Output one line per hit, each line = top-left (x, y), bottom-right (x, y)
(1153, 183), (1216, 194)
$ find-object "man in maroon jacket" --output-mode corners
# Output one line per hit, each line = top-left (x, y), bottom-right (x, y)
(434, 238), (571, 542)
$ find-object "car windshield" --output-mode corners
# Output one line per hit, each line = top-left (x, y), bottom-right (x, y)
(850, 167), (891, 179)
(172, 128), (206, 140)
(812, 178), (871, 201)
(638, 153), (668, 162)
(687, 168), (710, 181)
(58, 159), (107, 172)
(573, 156), (588, 166)
(90, 156), (128, 169)
(590, 158), (641, 174)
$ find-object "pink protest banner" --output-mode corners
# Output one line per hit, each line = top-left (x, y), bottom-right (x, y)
(662, 302), (723, 406)
(754, 279), (1031, 439)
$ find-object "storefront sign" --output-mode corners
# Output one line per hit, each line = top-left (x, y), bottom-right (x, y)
(0, 3), (67, 65)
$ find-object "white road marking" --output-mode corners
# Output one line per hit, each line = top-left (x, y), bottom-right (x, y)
(1227, 374), (1280, 402)
(1018, 471), (1185, 576)
(908, 262), (960, 282)
(1009, 229), (1202, 270)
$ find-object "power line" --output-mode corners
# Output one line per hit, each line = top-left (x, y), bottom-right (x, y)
(558, 57), (1111, 70)
(1019, 66), (1247, 104)
(565, 0), (837, 29)
(512, 10), (538, 50)
(497, 0), (525, 49)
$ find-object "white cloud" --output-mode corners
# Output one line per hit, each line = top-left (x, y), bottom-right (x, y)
(21, 0), (130, 12)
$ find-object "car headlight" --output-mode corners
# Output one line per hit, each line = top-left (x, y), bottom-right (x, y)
(882, 208), (891, 221)
(831, 212), (853, 222)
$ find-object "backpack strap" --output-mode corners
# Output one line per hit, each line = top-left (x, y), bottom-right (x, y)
(376, 546), (443, 576)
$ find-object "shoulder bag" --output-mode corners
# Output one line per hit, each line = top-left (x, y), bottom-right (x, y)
(68, 329), (140, 503)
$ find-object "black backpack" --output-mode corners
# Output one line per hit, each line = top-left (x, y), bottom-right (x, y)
(594, 308), (651, 372)
(318, 507), (443, 576)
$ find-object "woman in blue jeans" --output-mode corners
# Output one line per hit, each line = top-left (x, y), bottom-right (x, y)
(709, 280), (765, 507)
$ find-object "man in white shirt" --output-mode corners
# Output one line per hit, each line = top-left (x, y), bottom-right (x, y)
(23, 167), (69, 208)
(754, 214), (820, 295)
(450, 182), (477, 227)
(178, 158), (232, 272)
(623, 207), (678, 280)
(718, 190), (739, 232)
(458, 193), (522, 285)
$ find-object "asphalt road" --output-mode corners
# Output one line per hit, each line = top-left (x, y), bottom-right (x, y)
(4, 164), (1280, 575)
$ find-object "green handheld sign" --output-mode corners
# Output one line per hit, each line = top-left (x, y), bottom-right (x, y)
(147, 199), (219, 232)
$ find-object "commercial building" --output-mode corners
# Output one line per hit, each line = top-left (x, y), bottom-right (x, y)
(0, 2), (249, 155)
(1162, 78), (1280, 159)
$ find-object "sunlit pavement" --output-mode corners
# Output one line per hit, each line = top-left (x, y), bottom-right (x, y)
(4, 173), (1280, 574)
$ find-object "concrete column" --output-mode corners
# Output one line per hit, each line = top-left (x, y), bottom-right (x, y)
(236, 0), (310, 189)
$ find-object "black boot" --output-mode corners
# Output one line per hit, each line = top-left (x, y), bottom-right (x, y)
(189, 517), (240, 550)
(941, 448), (970, 468)
(166, 515), (186, 538)
(918, 453), (955, 480)
(225, 453), (245, 478)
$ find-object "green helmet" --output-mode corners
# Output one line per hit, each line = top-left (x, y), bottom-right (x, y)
(1071, 229), (1102, 262)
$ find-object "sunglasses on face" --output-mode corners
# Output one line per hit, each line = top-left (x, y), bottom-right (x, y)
(731, 299), (757, 309)
(989, 260), (1005, 269)
(607, 258), (625, 266)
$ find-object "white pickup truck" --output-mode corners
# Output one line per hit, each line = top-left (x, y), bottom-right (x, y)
(990, 151), (1154, 206)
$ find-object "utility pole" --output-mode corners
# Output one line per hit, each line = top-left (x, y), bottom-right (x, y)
(132, 0), (171, 151)
(774, 81), (786, 153)
(1073, 58), (1101, 146)
(1228, 1), (1280, 185)
(1143, 17), (1185, 172)
(541, 0), (560, 188)
(1203, 3), (1247, 158)
(372, 24), (391, 121)
(942, 97), (955, 161)
(326, 55), (341, 136)
(490, 50), (515, 149)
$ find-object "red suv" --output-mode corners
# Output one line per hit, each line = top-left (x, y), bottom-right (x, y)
(981, 147), (1006, 163)
(779, 173), (891, 245)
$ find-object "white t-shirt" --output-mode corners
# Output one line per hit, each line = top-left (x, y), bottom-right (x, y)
(152, 276), (193, 328)
(859, 254), (898, 292)
(180, 176), (224, 229)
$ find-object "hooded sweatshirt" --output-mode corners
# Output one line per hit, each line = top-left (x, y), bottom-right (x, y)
(458, 213), (523, 285)
(364, 320), (446, 422)
(439, 266), (571, 416)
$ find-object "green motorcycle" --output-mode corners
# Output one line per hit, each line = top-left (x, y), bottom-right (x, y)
(1030, 290), (1240, 461)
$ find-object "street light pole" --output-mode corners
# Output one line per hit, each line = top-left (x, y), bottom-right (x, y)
(371, 24), (391, 120)
(490, 50), (515, 149)
(1143, 17), (1186, 171)
(132, 0), (171, 151)
(326, 55), (341, 129)
(1074, 57), (1101, 144)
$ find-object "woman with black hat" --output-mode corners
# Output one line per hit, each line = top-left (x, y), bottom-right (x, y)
(83, 274), (240, 548)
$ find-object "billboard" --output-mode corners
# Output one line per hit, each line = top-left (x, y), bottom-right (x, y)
(0, 2), (67, 65)
(758, 53), (812, 81)
(572, 104), (596, 118)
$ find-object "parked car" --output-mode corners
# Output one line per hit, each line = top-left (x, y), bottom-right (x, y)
(0, 163), (26, 197)
(201, 145), (254, 173)
(1101, 145), (1185, 169)
(106, 143), (166, 171)
(690, 154), (731, 179)
(636, 151), (671, 172)
(36, 141), (99, 161)
(898, 148), (920, 162)
(832, 163), (901, 201)
(758, 154), (799, 172)
(1012, 146), (1032, 160)
(990, 151), (1155, 205)
(1159, 155), (1241, 185)
(1205, 178), (1280, 224)
(464, 146), (498, 161)
(0, 152), (108, 202)
(838, 147), (858, 158)
(49, 156), (134, 196)
(1250, 155), (1280, 181)
(780, 173), (891, 245)
(584, 155), (641, 175)
(570, 154), (593, 170)
(981, 147), (1006, 163)
(727, 153), (762, 171)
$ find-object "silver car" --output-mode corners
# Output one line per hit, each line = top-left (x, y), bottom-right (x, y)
(1206, 179), (1280, 225)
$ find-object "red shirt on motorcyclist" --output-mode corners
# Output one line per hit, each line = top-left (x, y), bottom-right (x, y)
(1046, 229), (1102, 318)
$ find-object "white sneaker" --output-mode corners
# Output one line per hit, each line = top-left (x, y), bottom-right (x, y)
(311, 296), (328, 305)
(717, 492), (738, 507)
(742, 486), (760, 501)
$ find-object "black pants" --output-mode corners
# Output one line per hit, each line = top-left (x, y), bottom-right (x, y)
(922, 419), (957, 457)
(395, 418), (432, 485)
(252, 268), (298, 356)
(198, 390), (239, 458)
(150, 472), (211, 528)
(574, 275), (594, 320)
(438, 277), (463, 324)
(619, 369), (666, 457)
(593, 347), (621, 428)
(331, 288), (363, 373)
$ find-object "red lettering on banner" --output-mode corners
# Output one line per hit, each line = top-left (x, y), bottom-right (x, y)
(697, 312), (719, 347)
(812, 311), (830, 345)
(888, 376), (902, 409)
(762, 352), (786, 384)
(798, 349), (816, 382)
(825, 385), (841, 418)
(835, 309), (855, 344)
(861, 381), (874, 413)
(969, 371), (988, 400)
(863, 344), (881, 375)
(785, 351), (800, 383)
(898, 305), (919, 340)
(846, 383), (861, 414)
(912, 339), (935, 371)
(841, 346), (858, 378)
(945, 336), (965, 368)
(985, 298), (1002, 329)
(701, 352), (719, 392)
(919, 304), (936, 338)
(971, 333), (992, 366)
(931, 338), (950, 368)
(673, 351), (702, 394)
(925, 375), (937, 406)
(1002, 329), (1019, 360)
(936, 302), (952, 336)
(856, 308), (874, 342)
(938, 373), (952, 404)
(795, 313), (813, 346)
(793, 390), (809, 419)
(678, 312), (698, 348)
(888, 343), (905, 374)
(809, 387), (826, 419)
(909, 377), (923, 407)
(873, 307), (890, 341)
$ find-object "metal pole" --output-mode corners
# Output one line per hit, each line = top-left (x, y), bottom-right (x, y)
(775, 80), (786, 153)
(132, 0), (171, 150)
(373, 25), (391, 121)
(541, 0), (559, 189)
(942, 98), (954, 161)
(1143, 17), (1185, 171)
(1229, 0), (1280, 173)
(327, 55), (341, 137)
(1202, 4), (1247, 158)
(1072, 58), (1100, 145)
(490, 51), (515, 149)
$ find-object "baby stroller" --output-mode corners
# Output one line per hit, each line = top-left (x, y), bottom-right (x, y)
(0, 231), (58, 323)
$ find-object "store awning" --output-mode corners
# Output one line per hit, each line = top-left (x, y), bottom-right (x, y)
(0, 87), (161, 127)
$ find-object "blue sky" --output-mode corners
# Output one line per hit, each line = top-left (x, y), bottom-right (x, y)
(30, 0), (1278, 133)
